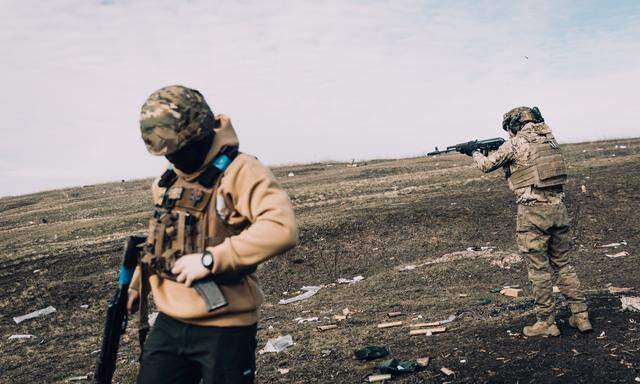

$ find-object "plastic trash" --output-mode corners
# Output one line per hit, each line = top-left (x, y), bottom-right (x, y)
(259, 335), (294, 354)
(377, 359), (418, 374)
(279, 286), (321, 305)
(354, 345), (389, 361)
(13, 306), (56, 324)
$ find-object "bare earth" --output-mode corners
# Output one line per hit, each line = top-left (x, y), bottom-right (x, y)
(1, 139), (639, 383)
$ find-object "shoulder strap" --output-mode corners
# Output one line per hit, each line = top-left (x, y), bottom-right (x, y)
(196, 146), (239, 188)
(158, 165), (178, 188)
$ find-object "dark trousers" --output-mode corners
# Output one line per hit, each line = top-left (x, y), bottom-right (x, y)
(137, 312), (257, 384)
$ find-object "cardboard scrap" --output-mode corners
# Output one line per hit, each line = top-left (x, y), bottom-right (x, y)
(553, 286), (560, 293)
(368, 374), (392, 382)
(500, 288), (523, 298)
(409, 326), (447, 336)
(441, 367), (454, 376)
(608, 287), (632, 294)
(416, 357), (430, 367)
(621, 297), (640, 312)
(377, 321), (403, 329)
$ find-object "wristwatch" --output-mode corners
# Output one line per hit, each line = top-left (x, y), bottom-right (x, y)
(201, 250), (214, 270)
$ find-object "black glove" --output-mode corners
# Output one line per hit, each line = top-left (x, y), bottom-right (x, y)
(457, 141), (478, 156)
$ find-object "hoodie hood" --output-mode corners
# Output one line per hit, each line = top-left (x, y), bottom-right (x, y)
(173, 114), (239, 182)
(518, 122), (552, 142)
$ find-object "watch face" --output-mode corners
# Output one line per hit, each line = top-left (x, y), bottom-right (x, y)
(202, 253), (214, 268)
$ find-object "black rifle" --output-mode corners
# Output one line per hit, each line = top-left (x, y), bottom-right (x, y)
(427, 137), (506, 156)
(94, 235), (146, 384)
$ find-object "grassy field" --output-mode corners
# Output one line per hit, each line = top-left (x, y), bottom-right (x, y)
(1, 138), (639, 383)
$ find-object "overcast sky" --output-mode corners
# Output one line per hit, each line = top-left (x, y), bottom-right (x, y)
(1, 0), (639, 196)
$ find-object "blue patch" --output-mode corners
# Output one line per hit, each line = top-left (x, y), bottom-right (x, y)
(118, 265), (135, 285)
(212, 154), (232, 171)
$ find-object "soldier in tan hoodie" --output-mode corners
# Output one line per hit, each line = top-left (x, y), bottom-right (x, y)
(459, 106), (592, 337)
(127, 85), (298, 383)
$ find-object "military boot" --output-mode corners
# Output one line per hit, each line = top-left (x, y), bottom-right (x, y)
(569, 311), (593, 333)
(523, 316), (560, 337)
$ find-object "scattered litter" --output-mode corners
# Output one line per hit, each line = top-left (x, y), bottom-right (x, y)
(458, 293), (469, 297)
(354, 345), (389, 361)
(480, 299), (491, 305)
(377, 359), (418, 374)
(620, 297), (640, 312)
(287, 172), (295, 177)
(581, 185), (587, 193)
(608, 287), (632, 294)
(399, 265), (416, 271)
(13, 306), (56, 324)
(368, 374), (392, 382)
(606, 251), (629, 259)
(279, 286), (321, 305)
(259, 335), (294, 354)
(33, 269), (41, 274)
(80, 304), (89, 309)
(342, 308), (352, 316)
(410, 326), (446, 336)
(600, 241), (627, 248)
(278, 368), (290, 375)
(9, 334), (33, 340)
(294, 316), (319, 324)
(333, 315), (347, 321)
(635, 377), (639, 382)
(66, 375), (89, 382)
(377, 321), (403, 329)
(506, 330), (519, 337)
(321, 349), (332, 357)
(501, 288), (523, 298)
(553, 286), (560, 293)
(416, 357), (430, 367)
(460, 359), (467, 363)
(441, 367), (454, 376)
(387, 311), (402, 317)
(490, 287), (501, 293)
(41, 218), (48, 224)
(597, 331), (606, 339)
(337, 275), (364, 284)
(411, 314), (456, 327)
(317, 324), (338, 332)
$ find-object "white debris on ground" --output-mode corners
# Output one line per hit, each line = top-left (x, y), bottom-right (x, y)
(399, 265), (416, 271)
(65, 375), (89, 382)
(13, 306), (56, 324)
(599, 241), (627, 248)
(620, 297), (640, 312)
(259, 334), (294, 354)
(279, 286), (322, 305)
(337, 275), (364, 284)
(606, 251), (629, 258)
(287, 172), (295, 177)
(8, 334), (34, 340)
(294, 316), (319, 324)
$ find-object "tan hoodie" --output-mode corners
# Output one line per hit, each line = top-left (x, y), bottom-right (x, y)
(131, 115), (298, 327)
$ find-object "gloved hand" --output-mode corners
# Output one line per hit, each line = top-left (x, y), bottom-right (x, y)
(457, 141), (478, 156)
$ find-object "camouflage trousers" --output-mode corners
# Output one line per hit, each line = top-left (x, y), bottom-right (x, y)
(516, 203), (588, 318)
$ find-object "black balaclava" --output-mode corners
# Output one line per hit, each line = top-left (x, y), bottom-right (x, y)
(165, 130), (215, 174)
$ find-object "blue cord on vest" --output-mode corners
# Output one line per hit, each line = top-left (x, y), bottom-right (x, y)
(212, 154), (232, 171)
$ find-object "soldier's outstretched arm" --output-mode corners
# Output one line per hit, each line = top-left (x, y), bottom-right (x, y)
(472, 140), (514, 173)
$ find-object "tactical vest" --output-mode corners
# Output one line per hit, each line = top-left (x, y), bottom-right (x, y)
(508, 134), (567, 190)
(141, 146), (254, 282)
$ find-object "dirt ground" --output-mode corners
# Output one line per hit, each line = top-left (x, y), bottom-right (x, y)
(1, 138), (639, 383)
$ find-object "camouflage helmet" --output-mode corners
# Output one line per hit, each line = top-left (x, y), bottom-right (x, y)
(502, 106), (544, 132)
(140, 85), (217, 156)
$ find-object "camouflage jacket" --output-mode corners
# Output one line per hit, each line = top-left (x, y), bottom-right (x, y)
(472, 122), (565, 206)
